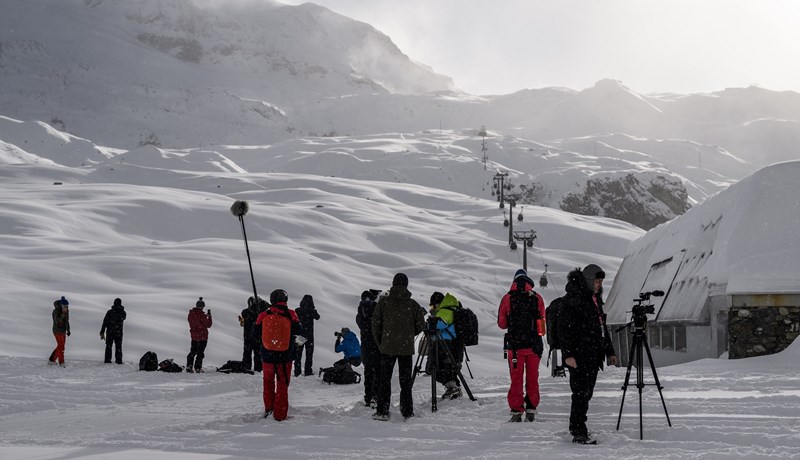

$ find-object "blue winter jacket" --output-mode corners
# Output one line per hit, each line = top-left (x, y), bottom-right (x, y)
(335, 330), (362, 359)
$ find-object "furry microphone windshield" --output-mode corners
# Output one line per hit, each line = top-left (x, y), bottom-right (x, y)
(230, 200), (249, 217)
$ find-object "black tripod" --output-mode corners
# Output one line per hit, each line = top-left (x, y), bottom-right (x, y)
(615, 310), (672, 440)
(412, 325), (476, 412)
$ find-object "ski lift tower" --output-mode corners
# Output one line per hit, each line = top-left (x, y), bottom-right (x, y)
(513, 230), (537, 272)
(479, 126), (488, 170)
(493, 171), (508, 207)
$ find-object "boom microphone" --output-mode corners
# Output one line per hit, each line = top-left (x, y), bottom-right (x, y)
(230, 200), (249, 217)
(651, 290), (665, 297)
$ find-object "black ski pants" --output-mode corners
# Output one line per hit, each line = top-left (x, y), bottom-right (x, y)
(293, 339), (315, 376)
(433, 339), (464, 386)
(104, 333), (123, 364)
(187, 340), (207, 370)
(361, 341), (380, 404)
(376, 354), (414, 418)
(568, 363), (599, 436)
(242, 338), (262, 372)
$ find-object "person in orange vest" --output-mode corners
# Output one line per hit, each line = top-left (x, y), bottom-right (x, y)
(254, 289), (303, 421)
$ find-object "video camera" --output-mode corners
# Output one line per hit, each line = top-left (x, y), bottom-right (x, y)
(426, 315), (439, 332)
(630, 290), (664, 330)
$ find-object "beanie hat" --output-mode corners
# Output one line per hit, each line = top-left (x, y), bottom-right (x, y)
(429, 291), (445, 306)
(113, 298), (122, 307)
(361, 290), (372, 301)
(392, 272), (409, 287)
(195, 297), (205, 308)
(341, 327), (350, 335)
(60, 296), (69, 306)
(583, 264), (605, 289)
(513, 269), (528, 280)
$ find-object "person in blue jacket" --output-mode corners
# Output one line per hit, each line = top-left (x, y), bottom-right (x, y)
(333, 327), (362, 368)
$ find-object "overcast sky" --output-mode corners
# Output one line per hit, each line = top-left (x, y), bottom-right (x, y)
(280, 0), (800, 96)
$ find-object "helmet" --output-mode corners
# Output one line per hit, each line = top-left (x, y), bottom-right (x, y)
(270, 289), (288, 304)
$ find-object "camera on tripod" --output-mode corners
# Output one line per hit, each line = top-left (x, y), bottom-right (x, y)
(426, 315), (439, 332)
(630, 290), (664, 330)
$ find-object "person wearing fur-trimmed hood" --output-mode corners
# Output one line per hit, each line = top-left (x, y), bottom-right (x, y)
(557, 265), (617, 444)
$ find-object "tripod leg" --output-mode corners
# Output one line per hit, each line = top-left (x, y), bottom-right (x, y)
(642, 337), (672, 427)
(440, 336), (476, 401)
(431, 335), (438, 412)
(636, 336), (645, 440)
(411, 335), (428, 386)
(463, 346), (474, 379)
(616, 335), (638, 430)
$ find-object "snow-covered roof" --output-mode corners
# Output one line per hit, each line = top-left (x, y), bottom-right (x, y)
(606, 160), (800, 324)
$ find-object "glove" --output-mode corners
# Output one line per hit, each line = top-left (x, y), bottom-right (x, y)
(295, 335), (307, 346)
(100, 332), (105, 341)
(66, 331), (71, 337)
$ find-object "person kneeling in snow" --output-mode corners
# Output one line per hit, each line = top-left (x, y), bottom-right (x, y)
(333, 327), (362, 368)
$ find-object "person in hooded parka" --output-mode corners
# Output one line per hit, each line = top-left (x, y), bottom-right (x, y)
(100, 298), (127, 364)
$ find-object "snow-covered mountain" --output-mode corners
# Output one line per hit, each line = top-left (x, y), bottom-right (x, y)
(1, 1), (798, 169)
(0, 0), (454, 148)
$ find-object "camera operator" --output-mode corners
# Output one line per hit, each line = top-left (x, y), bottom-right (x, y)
(333, 327), (362, 368)
(430, 292), (464, 400)
(557, 264), (617, 445)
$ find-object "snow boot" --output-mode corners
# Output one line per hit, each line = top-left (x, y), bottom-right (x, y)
(508, 411), (523, 423)
(442, 381), (462, 400)
(525, 408), (536, 422)
(372, 412), (389, 421)
(572, 434), (597, 445)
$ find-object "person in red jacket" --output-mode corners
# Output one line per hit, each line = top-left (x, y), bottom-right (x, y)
(497, 269), (546, 423)
(187, 297), (213, 373)
(254, 289), (303, 421)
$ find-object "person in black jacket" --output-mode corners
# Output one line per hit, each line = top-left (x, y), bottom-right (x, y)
(356, 290), (380, 407)
(294, 294), (320, 376)
(240, 296), (265, 372)
(100, 298), (127, 364)
(557, 265), (617, 445)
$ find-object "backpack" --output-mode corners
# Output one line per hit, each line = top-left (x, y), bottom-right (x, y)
(320, 365), (362, 385)
(546, 297), (563, 349)
(505, 290), (541, 350)
(262, 309), (292, 351)
(158, 359), (184, 373)
(216, 360), (254, 375)
(139, 351), (158, 371)
(453, 306), (479, 346)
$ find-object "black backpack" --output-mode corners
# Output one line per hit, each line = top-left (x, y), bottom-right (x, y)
(546, 297), (563, 349)
(320, 365), (361, 385)
(216, 360), (254, 375)
(158, 359), (184, 373)
(505, 290), (541, 350)
(453, 306), (479, 346)
(139, 351), (158, 371)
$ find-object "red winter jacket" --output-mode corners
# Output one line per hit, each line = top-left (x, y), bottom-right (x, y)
(188, 307), (213, 341)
